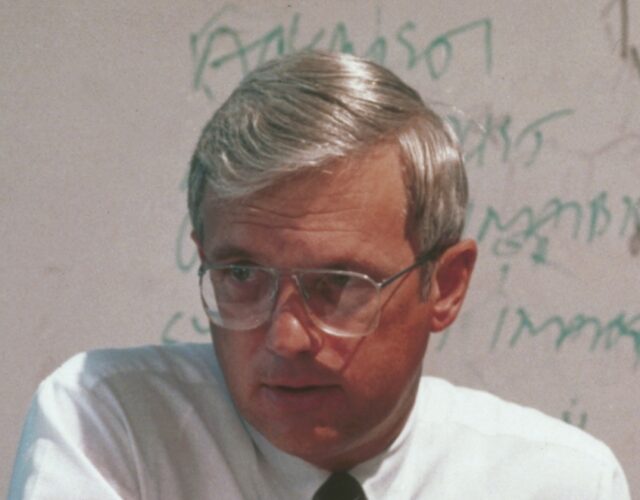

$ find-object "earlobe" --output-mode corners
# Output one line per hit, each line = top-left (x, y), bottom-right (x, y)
(427, 239), (477, 332)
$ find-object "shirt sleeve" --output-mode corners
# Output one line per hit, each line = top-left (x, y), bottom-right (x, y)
(596, 453), (631, 500)
(8, 357), (140, 500)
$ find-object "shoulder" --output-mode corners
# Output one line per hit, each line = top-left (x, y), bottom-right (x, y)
(33, 342), (233, 434)
(412, 377), (629, 498)
(47, 342), (222, 393)
(11, 345), (250, 498)
(420, 376), (608, 457)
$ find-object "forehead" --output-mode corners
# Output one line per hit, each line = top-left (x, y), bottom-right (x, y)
(200, 144), (414, 266)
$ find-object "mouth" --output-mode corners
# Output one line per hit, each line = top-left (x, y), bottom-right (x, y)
(272, 385), (328, 392)
(261, 384), (341, 411)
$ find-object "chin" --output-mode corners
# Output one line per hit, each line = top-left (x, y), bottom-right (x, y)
(257, 414), (376, 470)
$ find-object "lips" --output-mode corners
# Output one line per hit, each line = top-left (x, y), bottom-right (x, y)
(261, 383), (341, 412)
(273, 385), (325, 392)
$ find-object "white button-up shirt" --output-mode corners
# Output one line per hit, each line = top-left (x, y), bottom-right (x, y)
(9, 343), (630, 499)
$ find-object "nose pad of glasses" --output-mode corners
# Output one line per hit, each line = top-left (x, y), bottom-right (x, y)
(293, 274), (311, 301)
(271, 275), (311, 321)
(267, 276), (324, 354)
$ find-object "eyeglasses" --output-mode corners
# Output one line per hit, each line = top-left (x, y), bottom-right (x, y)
(198, 251), (435, 338)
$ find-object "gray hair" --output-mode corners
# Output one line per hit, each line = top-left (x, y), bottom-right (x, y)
(188, 51), (467, 257)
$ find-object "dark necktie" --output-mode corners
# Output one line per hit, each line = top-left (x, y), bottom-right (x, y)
(312, 472), (367, 500)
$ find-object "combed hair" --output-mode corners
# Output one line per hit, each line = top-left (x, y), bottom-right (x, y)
(188, 50), (468, 258)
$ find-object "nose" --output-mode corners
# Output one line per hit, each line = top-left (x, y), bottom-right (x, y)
(265, 276), (322, 358)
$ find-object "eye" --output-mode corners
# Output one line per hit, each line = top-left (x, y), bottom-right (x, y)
(326, 272), (352, 288)
(228, 265), (256, 283)
(310, 272), (354, 299)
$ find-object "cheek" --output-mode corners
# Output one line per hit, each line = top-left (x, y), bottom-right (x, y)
(211, 330), (260, 396)
(352, 337), (424, 394)
(337, 335), (423, 443)
(346, 298), (431, 396)
(379, 314), (430, 356)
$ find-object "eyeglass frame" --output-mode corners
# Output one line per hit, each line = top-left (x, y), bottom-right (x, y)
(197, 247), (439, 338)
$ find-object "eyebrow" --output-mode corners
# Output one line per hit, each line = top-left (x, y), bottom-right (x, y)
(207, 246), (388, 280)
(206, 245), (258, 263)
(208, 228), (406, 267)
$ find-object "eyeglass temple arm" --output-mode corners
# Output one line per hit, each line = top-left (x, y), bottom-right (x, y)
(197, 265), (206, 278)
(378, 248), (439, 289)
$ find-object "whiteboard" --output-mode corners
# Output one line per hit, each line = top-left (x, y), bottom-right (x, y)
(1, 1), (638, 495)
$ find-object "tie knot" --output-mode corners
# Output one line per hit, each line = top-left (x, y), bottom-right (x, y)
(313, 472), (367, 500)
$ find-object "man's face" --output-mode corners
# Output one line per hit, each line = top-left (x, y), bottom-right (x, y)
(198, 144), (437, 470)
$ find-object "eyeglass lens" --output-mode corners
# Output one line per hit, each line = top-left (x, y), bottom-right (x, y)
(200, 266), (380, 337)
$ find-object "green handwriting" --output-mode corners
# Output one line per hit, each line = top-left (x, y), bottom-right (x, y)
(161, 311), (209, 345)
(191, 6), (492, 99)
(448, 109), (574, 168)
(471, 192), (640, 264)
(561, 398), (588, 429)
(491, 305), (640, 363)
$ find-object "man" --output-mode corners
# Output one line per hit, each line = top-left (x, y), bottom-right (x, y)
(10, 51), (629, 499)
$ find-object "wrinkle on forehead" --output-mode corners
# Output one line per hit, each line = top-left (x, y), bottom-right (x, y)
(220, 200), (365, 222)
(218, 217), (365, 235)
(204, 197), (370, 237)
(200, 144), (415, 261)
(204, 142), (407, 219)
(205, 171), (374, 223)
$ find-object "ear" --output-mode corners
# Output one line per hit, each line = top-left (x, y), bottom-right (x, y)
(191, 230), (206, 262)
(426, 239), (477, 332)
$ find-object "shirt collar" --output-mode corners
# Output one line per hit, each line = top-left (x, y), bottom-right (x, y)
(245, 379), (421, 499)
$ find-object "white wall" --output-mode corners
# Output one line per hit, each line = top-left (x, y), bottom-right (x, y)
(2, 1), (639, 495)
